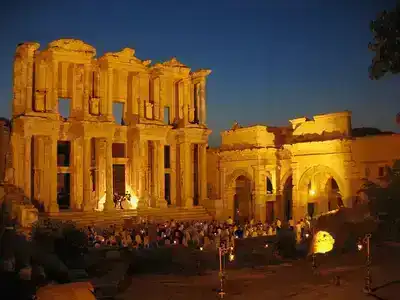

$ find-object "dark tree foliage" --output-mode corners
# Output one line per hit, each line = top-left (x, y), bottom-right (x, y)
(359, 165), (400, 221)
(369, 4), (400, 79)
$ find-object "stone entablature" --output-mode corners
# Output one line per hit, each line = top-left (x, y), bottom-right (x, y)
(221, 125), (276, 149)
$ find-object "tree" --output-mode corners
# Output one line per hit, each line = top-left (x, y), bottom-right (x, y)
(369, 4), (400, 80)
(359, 165), (400, 221)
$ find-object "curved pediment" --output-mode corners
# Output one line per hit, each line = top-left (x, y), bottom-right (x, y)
(47, 39), (96, 56)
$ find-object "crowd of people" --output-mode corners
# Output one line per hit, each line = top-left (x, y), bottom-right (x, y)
(85, 216), (313, 250)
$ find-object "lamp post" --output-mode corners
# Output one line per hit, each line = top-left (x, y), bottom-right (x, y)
(358, 234), (372, 293)
(218, 244), (234, 299)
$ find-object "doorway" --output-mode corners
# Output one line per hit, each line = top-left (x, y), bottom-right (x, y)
(57, 173), (70, 210)
(282, 175), (293, 221)
(234, 175), (252, 223)
(113, 164), (125, 196)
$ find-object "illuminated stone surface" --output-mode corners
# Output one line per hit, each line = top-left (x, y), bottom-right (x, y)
(207, 111), (400, 222)
(10, 38), (211, 215)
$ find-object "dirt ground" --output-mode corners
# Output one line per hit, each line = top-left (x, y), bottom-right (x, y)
(117, 244), (400, 300)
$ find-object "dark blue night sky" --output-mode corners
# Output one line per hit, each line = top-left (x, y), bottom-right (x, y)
(0, 0), (398, 146)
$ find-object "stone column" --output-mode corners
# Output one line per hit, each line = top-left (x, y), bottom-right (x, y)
(46, 136), (58, 213)
(159, 77), (166, 122)
(179, 141), (193, 208)
(183, 80), (189, 125)
(95, 138), (106, 209)
(157, 141), (167, 208)
(170, 143), (177, 206)
(51, 60), (59, 113)
(82, 137), (92, 210)
(83, 65), (91, 118)
(104, 138), (114, 210)
(32, 136), (44, 206)
(252, 165), (267, 222)
(107, 69), (114, 120)
(45, 62), (54, 112)
(178, 81), (184, 119)
(153, 77), (160, 120)
(199, 80), (206, 125)
(70, 137), (83, 210)
(25, 47), (37, 113)
(138, 140), (148, 207)
(23, 136), (31, 200)
(199, 143), (208, 206)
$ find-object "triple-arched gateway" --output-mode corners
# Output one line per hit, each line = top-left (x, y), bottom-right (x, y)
(206, 113), (400, 223)
(218, 164), (345, 222)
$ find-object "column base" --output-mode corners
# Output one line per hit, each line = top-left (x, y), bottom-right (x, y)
(47, 202), (59, 213)
(185, 197), (194, 209)
(103, 200), (115, 211)
(138, 196), (149, 209)
(157, 198), (168, 209)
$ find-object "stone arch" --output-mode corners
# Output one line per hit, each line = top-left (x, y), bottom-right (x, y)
(280, 170), (293, 192)
(226, 169), (254, 189)
(298, 165), (346, 217)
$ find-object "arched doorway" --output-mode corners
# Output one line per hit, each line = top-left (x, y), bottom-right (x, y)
(233, 175), (252, 223)
(326, 177), (343, 211)
(282, 175), (293, 221)
(298, 165), (345, 217)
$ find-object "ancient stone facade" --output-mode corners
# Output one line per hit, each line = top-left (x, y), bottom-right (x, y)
(11, 39), (211, 213)
(207, 111), (400, 223)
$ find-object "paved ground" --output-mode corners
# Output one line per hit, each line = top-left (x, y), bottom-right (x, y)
(118, 244), (400, 300)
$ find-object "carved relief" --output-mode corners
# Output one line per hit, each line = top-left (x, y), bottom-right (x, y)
(34, 90), (47, 112)
(146, 102), (154, 119)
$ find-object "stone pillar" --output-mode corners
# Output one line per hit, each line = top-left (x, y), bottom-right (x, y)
(179, 141), (193, 208)
(170, 143), (177, 206)
(52, 60), (59, 113)
(252, 165), (267, 223)
(153, 77), (160, 120)
(104, 138), (114, 210)
(199, 80), (206, 125)
(178, 81), (184, 119)
(83, 65), (91, 118)
(253, 191), (266, 223)
(95, 138), (106, 209)
(183, 80), (189, 125)
(107, 69), (113, 120)
(199, 143), (208, 205)
(82, 137), (92, 210)
(25, 47), (37, 113)
(138, 140), (148, 207)
(46, 136), (58, 213)
(32, 136), (44, 207)
(159, 77), (166, 122)
(131, 75), (139, 117)
(23, 136), (31, 199)
(157, 141), (167, 208)
(70, 137), (83, 210)
(45, 62), (54, 112)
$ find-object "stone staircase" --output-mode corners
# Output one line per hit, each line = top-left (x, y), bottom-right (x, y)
(39, 206), (213, 228)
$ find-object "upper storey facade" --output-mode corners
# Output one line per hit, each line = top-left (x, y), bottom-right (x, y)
(12, 38), (211, 127)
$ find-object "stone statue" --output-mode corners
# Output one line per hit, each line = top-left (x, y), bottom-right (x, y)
(231, 121), (241, 130)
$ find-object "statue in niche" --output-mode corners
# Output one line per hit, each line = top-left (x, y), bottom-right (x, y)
(146, 102), (153, 119)
(89, 97), (100, 115)
(75, 65), (84, 85)
(34, 90), (46, 112)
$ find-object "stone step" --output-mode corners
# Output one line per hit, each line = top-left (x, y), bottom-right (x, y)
(40, 206), (212, 228)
